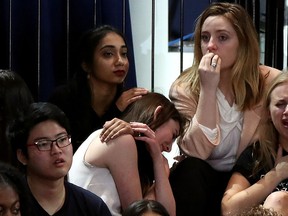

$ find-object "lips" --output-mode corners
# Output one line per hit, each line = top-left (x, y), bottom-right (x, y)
(54, 158), (65, 165)
(282, 119), (288, 128)
(113, 70), (126, 77)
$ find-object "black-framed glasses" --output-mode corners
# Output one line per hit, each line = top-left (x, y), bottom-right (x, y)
(27, 134), (71, 151)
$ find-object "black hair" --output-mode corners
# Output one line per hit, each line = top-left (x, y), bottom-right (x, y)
(0, 69), (34, 164)
(7, 102), (71, 168)
(0, 162), (30, 216)
(122, 200), (170, 216)
(79, 25), (127, 67)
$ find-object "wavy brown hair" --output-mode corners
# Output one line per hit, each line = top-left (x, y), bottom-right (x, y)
(176, 2), (263, 111)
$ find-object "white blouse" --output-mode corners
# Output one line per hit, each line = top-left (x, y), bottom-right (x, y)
(198, 89), (243, 171)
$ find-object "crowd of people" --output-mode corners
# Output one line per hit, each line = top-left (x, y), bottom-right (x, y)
(1, 2), (287, 216)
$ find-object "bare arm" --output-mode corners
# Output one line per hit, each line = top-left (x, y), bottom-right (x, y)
(222, 146), (288, 215)
(169, 53), (221, 159)
(133, 124), (176, 216)
(106, 135), (143, 209)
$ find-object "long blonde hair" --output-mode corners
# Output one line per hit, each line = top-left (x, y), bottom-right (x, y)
(176, 2), (263, 111)
(253, 71), (288, 174)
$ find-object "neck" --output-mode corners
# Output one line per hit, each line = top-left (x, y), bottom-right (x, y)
(88, 79), (118, 116)
(218, 77), (235, 106)
(27, 175), (66, 215)
(279, 137), (288, 155)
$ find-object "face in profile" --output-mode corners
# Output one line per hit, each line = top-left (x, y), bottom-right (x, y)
(0, 185), (21, 216)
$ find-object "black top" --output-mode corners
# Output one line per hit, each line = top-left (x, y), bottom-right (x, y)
(28, 181), (112, 216)
(233, 143), (288, 191)
(49, 77), (122, 151)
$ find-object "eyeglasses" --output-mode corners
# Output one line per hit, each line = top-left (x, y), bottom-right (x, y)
(27, 134), (71, 151)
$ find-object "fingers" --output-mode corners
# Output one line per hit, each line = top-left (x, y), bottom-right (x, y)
(100, 118), (132, 142)
(201, 52), (221, 70)
(116, 88), (149, 111)
(210, 54), (220, 69)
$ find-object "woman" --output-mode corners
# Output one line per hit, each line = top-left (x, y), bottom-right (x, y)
(122, 200), (170, 216)
(69, 92), (184, 216)
(222, 71), (288, 216)
(0, 162), (30, 216)
(168, 2), (281, 215)
(49, 25), (147, 151)
(0, 70), (34, 165)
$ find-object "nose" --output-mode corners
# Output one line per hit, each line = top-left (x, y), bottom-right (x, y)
(116, 54), (125, 66)
(207, 37), (217, 51)
(284, 104), (288, 114)
(50, 141), (62, 154)
(164, 143), (172, 153)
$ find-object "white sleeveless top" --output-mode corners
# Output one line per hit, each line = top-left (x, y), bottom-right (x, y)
(68, 130), (121, 216)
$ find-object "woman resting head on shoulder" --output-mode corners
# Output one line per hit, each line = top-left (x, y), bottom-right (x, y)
(69, 92), (184, 216)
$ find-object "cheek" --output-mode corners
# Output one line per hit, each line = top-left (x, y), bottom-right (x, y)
(201, 43), (207, 54)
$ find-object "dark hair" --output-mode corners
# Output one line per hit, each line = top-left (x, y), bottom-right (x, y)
(7, 102), (71, 163)
(121, 92), (184, 134)
(0, 70), (34, 164)
(121, 92), (184, 195)
(0, 162), (30, 216)
(73, 25), (127, 109)
(122, 200), (170, 216)
(79, 24), (127, 68)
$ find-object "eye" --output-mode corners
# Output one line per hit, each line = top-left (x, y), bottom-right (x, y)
(57, 136), (68, 144)
(276, 102), (287, 109)
(103, 51), (113, 57)
(219, 35), (228, 42)
(36, 140), (50, 148)
(121, 51), (128, 57)
(12, 208), (20, 215)
(201, 34), (210, 43)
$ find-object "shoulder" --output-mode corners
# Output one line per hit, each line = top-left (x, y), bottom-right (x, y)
(108, 134), (136, 149)
(103, 134), (138, 163)
(259, 64), (281, 84)
(65, 182), (112, 215)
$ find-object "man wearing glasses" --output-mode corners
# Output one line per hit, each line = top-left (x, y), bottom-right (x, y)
(7, 102), (112, 216)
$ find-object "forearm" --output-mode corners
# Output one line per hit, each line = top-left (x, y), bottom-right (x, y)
(180, 118), (220, 159)
(195, 87), (217, 129)
(152, 156), (176, 216)
(222, 170), (281, 215)
(170, 84), (219, 158)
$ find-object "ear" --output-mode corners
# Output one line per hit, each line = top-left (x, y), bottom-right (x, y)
(81, 62), (90, 73)
(17, 149), (28, 166)
(153, 105), (163, 120)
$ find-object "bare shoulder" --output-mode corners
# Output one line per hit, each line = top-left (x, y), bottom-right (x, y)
(85, 133), (137, 166)
(259, 64), (281, 84)
(106, 134), (138, 156)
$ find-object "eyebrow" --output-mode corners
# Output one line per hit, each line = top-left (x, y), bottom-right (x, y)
(33, 132), (67, 141)
(100, 45), (127, 50)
